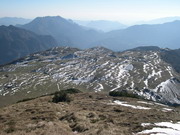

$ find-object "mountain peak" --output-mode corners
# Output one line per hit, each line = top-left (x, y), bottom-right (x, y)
(34, 16), (65, 20)
(29, 16), (68, 25)
(20, 16), (102, 48)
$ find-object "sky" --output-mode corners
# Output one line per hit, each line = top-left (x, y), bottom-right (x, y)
(1, 0), (180, 24)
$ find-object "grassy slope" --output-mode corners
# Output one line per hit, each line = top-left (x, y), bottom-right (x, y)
(0, 92), (179, 135)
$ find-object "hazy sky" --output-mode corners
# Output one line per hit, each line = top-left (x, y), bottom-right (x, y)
(1, 0), (180, 24)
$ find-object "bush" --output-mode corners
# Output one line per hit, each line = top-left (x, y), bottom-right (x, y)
(52, 91), (71, 103)
(109, 90), (139, 98)
(52, 88), (81, 103)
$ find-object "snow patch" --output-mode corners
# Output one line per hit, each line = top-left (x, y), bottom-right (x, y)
(138, 121), (180, 135)
(162, 108), (173, 112)
(110, 100), (151, 110)
(137, 101), (154, 105)
(94, 83), (104, 92)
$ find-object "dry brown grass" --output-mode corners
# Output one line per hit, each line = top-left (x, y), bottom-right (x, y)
(0, 92), (180, 135)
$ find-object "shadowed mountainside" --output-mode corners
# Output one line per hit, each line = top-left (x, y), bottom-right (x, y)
(161, 48), (180, 73)
(0, 25), (58, 65)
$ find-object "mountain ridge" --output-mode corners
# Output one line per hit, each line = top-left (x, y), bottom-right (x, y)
(0, 46), (179, 107)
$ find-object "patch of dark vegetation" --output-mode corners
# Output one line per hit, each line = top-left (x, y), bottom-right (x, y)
(52, 91), (71, 103)
(52, 88), (81, 103)
(109, 90), (140, 98)
(113, 108), (123, 112)
(89, 95), (93, 98)
(17, 97), (37, 103)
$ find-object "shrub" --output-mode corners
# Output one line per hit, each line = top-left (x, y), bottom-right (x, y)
(52, 91), (71, 103)
(109, 90), (139, 98)
(52, 88), (81, 103)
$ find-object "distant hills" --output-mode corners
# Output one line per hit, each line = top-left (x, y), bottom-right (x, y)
(0, 25), (58, 65)
(74, 20), (127, 32)
(97, 20), (180, 50)
(137, 16), (180, 25)
(0, 17), (32, 26)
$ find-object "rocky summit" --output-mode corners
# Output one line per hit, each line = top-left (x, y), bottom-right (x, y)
(0, 46), (180, 107)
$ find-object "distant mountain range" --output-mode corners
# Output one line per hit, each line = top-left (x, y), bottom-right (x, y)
(0, 25), (58, 65)
(0, 17), (32, 26)
(74, 20), (127, 32)
(19, 16), (180, 51)
(1, 16), (180, 65)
